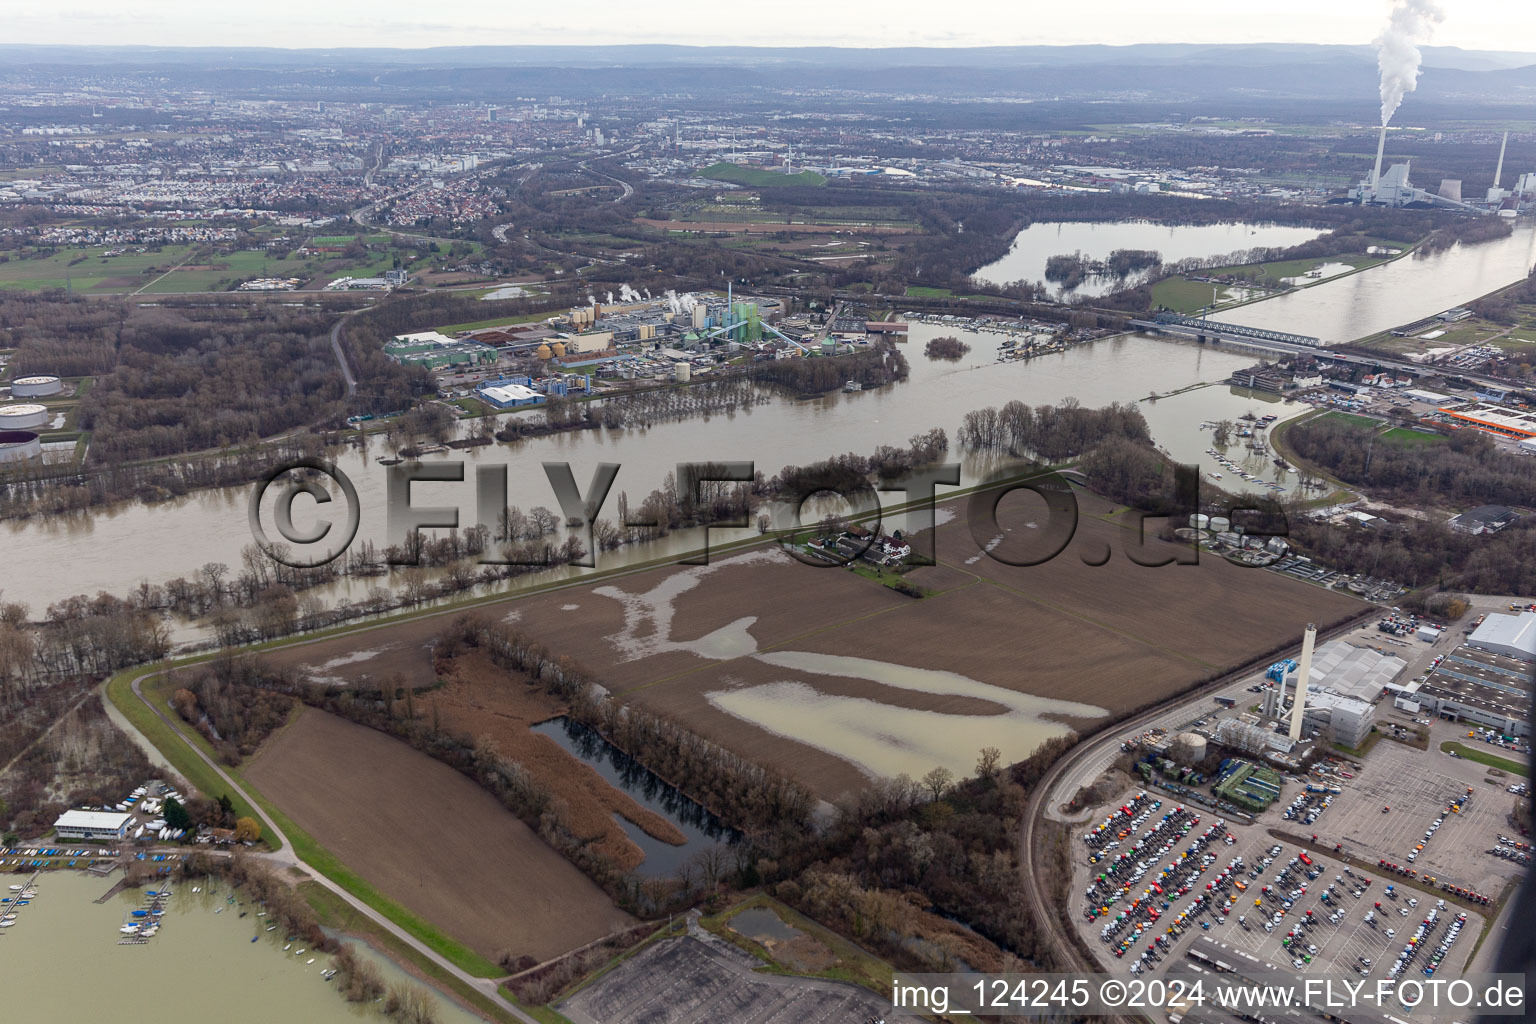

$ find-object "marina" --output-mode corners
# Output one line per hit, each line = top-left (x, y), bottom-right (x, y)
(0, 872), (488, 1024)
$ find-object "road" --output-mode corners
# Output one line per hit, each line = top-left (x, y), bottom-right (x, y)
(117, 668), (538, 1024)
(329, 310), (358, 396)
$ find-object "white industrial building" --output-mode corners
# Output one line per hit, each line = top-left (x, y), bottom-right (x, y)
(1301, 689), (1377, 749)
(1283, 640), (1405, 701)
(1388, 643), (1533, 738)
(53, 809), (133, 840)
(1467, 611), (1536, 661)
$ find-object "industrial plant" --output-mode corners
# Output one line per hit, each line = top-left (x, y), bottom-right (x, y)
(1349, 128), (1534, 215)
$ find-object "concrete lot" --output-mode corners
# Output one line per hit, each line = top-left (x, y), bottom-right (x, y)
(559, 929), (914, 1024)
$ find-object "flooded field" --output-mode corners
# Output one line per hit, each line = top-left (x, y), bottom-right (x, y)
(973, 220), (1324, 297)
(0, 872), (486, 1024)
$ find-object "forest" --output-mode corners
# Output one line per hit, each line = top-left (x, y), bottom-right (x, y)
(1284, 415), (1536, 595)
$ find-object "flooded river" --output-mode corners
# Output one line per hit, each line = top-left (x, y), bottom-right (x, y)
(5, 226), (1530, 622)
(3, 324), (1269, 617)
(973, 220), (1324, 297)
(0, 872), (485, 1024)
(1218, 222), (1536, 343)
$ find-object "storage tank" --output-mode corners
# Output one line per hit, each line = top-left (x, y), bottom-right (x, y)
(673, 361), (692, 383)
(550, 341), (566, 358)
(1174, 732), (1206, 761)
(1208, 515), (1231, 532)
(0, 430), (41, 463)
(10, 374), (62, 398)
(0, 403), (48, 430)
(1189, 513), (1210, 530)
(535, 343), (553, 360)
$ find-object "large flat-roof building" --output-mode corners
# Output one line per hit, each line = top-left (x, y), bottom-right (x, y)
(1441, 402), (1536, 440)
(1286, 641), (1405, 701)
(1391, 644), (1533, 737)
(54, 809), (133, 840)
(1468, 611), (1536, 661)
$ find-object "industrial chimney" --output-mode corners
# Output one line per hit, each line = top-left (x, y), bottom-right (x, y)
(1371, 125), (1389, 189)
(1494, 131), (1509, 188)
(1289, 624), (1317, 741)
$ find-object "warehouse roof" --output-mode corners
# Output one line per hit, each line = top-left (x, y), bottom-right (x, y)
(54, 809), (132, 830)
(1288, 641), (1404, 701)
(1469, 611), (1536, 660)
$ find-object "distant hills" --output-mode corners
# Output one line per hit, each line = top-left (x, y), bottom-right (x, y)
(3, 43), (1533, 111)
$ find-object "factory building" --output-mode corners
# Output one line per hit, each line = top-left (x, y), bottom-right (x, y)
(384, 331), (497, 369)
(1388, 644), (1533, 737)
(1300, 689), (1377, 750)
(1279, 640), (1405, 701)
(1449, 505), (1520, 536)
(1467, 611), (1536, 661)
(477, 381), (543, 408)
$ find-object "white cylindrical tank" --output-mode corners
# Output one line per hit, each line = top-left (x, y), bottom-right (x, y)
(0, 430), (41, 463)
(1209, 515), (1231, 532)
(673, 361), (692, 383)
(0, 403), (48, 430)
(1176, 732), (1207, 760)
(10, 375), (62, 398)
(1189, 513), (1211, 530)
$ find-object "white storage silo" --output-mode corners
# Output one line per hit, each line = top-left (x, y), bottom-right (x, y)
(10, 375), (62, 398)
(1189, 513), (1211, 530)
(1209, 515), (1231, 532)
(0, 403), (48, 430)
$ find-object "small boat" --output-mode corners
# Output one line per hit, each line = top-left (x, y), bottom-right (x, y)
(251, 935), (259, 943)
(131, 910), (149, 918)
(192, 887), (201, 893)
(7, 885), (22, 891)
(214, 907), (223, 914)
(377, 456), (403, 466)
(322, 969), (338, 981)
(1, 913), (15, 921)
(295, 949), (306, 956)
(266, 925), (277, 932)
(283, 943), (292, 951)
(118, 924), (139, 934)
(306, 958), (316, 965)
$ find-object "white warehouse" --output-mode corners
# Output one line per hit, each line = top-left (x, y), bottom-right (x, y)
(53, 809), (133, 840)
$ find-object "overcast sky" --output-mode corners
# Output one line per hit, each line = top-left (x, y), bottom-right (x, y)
(5, 1), (1532, 52)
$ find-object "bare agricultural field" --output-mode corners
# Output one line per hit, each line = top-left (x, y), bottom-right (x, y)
(259, 489), (1365, 802)
(245, 708), (635, 962)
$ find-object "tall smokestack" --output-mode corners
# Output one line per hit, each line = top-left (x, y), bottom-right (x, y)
(1494, 131), (1508, 188)
(1371, 125), (1389, 188)
(1290, 624), (1317, 741)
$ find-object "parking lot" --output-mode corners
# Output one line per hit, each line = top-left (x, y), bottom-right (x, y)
(1072, 795), (1492, 988)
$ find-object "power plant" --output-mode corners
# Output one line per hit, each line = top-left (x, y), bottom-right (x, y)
(1349, 126), (1532, 215)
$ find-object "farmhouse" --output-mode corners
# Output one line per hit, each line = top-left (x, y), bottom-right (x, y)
(53, 809), (133, 840)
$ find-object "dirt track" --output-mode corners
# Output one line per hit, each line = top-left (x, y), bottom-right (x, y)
(246, 708), (634, 961)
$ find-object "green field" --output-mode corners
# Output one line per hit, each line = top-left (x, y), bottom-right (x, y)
(1149, 275), (1247, 314)
(1442, 741), (1529, 777)
(1380, 427), (1447, 447)
(1315, 411), (1384, 429)
(697, 162), (827, 188)
(0, 244), (198, 292)
(1218, 254), (1384, 283)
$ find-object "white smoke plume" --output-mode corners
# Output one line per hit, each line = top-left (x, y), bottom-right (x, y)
(1375, 0), (1443, 126)
(618, 283), (641, 303)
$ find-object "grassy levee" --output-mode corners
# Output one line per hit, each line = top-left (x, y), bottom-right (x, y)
(302, 882), (527, 1023)
(1441, 741), (1529, 777)
(106, 663), (506, 978)
(104, 663), (268, 839)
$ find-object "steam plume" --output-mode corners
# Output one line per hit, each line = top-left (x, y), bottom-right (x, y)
(1375, 0), (1443, 126)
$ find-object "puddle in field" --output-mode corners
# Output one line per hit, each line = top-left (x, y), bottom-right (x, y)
(592, 551), (1107, 781)
(302, 648), (387, 685)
